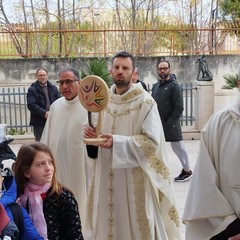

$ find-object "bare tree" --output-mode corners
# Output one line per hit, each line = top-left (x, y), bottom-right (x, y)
(28, 0), (53, 57)
(0, 0), (27, 57)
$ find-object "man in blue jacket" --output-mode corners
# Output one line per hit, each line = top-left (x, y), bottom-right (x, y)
(27, 68), (60, 141)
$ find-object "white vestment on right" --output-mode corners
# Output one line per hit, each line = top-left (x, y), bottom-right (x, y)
(85, 83), (181, 240)
(183, 97), (240, 239)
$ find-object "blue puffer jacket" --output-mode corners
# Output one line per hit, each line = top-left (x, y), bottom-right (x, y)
(0, 176), (44, 240)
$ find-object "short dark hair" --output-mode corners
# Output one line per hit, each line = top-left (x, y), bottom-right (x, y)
(156, 60), (171, 69)
(112, 51), (135, 70)
(36, 68), (48, 75)
(58, 68), (80, 80)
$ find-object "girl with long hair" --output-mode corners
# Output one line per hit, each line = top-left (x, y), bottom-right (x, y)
(14, 143), (84, 240)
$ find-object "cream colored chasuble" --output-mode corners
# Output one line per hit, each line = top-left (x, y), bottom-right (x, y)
(85, 83), (181, 240)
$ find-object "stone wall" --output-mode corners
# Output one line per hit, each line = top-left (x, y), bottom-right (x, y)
(0, 55), (240, 93)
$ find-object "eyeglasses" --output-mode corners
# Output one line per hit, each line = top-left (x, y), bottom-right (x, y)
(37, 74), (47, 77)
(56, 79), (78, 86)
(157, 67), (169, 71)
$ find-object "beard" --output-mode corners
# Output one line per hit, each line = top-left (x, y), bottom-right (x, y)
(158, 72), (169, 80)
(114, 80), (126, 87)
(113, 77), (131, 87)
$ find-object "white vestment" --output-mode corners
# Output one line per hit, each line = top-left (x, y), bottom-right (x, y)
(41, 95), (90, 236)
(183, 97), (240, 239)
(85, 83), (181, 240)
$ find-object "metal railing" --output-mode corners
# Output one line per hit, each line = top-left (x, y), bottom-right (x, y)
(0, 83), (195, 134)
(0, 27), (239, 58)
(181, 82), (196, 126)
(0, 86), (31, 134)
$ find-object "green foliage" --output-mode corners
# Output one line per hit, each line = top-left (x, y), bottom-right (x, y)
(220, 0), (240, 20)
(136, 21), (197, 55)
(80, 59), (112, 87)
(222, 74), (239, 91)
(220, 0), (240, 37)
(7, 128), (25, 135)
(27, 20), (96, 58)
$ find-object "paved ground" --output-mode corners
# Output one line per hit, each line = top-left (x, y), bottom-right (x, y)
(168, 140), (200, 239)
(6, 139), (200, 239)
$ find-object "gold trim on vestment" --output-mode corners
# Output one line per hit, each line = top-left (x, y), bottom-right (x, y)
(132, 167), (152, 240)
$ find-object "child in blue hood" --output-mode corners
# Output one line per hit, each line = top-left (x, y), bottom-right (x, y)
(0, 167), (43, 240)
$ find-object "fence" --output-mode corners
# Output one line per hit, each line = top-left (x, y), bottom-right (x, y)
(0, 86), (31, 134)
(0, 28), (239, 58)
(180, 83), (196, 126)
(0, 83), (195, 134)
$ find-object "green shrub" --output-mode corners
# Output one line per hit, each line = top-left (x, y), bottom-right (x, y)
(222, 74), (239, 91)
(80, 59), (112, 87)
(7, 128), (25, 135)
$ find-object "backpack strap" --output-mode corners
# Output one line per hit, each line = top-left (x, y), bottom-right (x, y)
(9, 203), (24, 237)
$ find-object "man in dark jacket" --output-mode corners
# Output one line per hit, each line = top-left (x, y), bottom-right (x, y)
(27, 68), (61, 141)
(152, 60), (192, 182)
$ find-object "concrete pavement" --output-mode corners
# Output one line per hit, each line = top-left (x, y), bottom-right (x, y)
(168, 140), (200, 239)
(6, 139), (200, 239)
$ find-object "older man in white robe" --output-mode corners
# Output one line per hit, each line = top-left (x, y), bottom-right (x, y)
(41, 68), (90, 237)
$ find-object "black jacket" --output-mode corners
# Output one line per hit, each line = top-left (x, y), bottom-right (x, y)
(43, 187), (84, 240)
(136, 79), (148, 91)
(27, 80), (60, 127)
(152, 75), (183, 142)
(210, 218), (240, 239)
